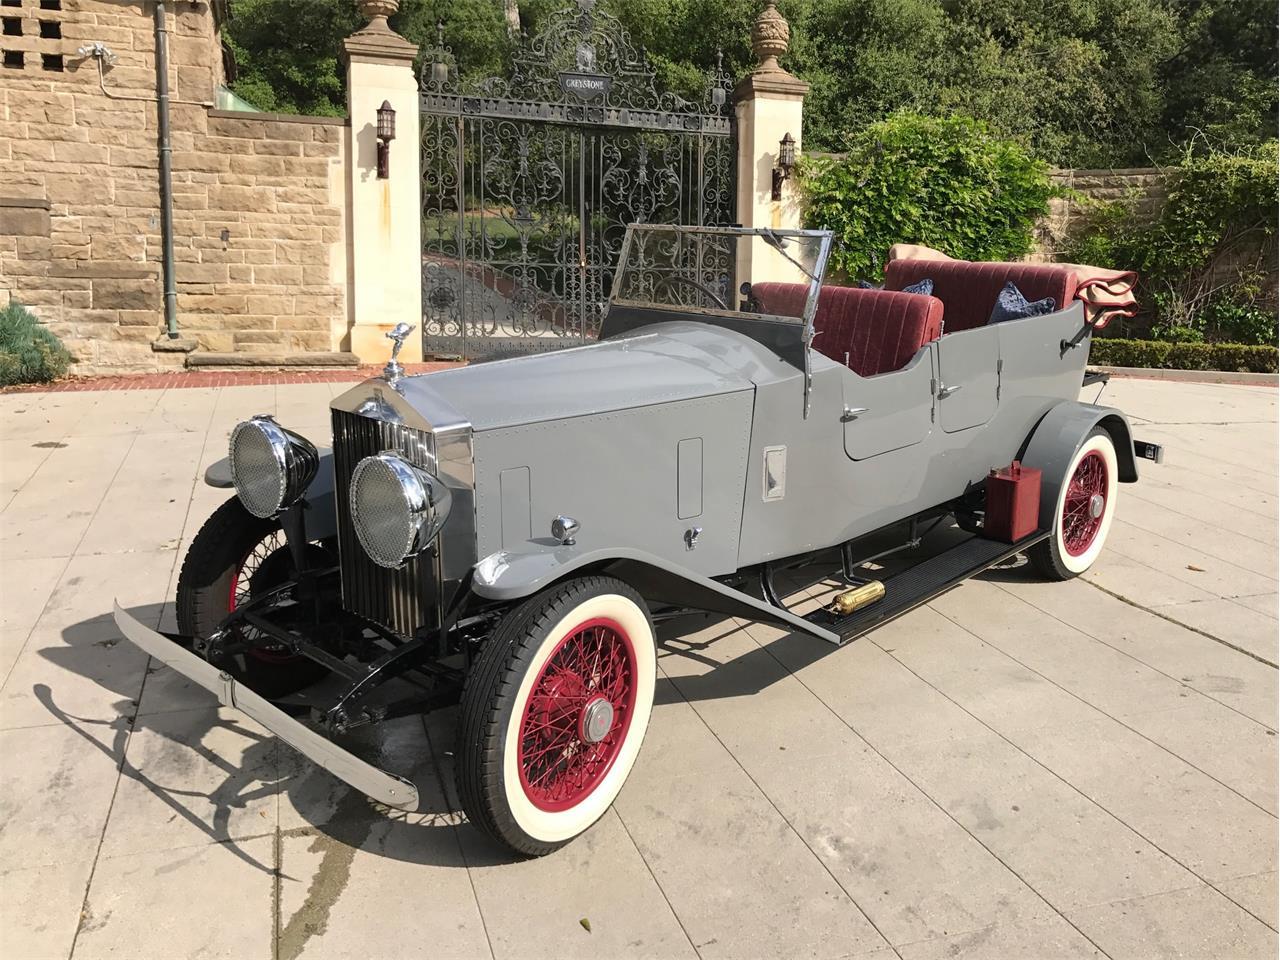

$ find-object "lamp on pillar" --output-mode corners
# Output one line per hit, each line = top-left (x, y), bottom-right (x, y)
(343, 0), (424, 365)
(734, 3), (809, 284)
(376, 100), (396, 179)
(771, 131), (796, 201)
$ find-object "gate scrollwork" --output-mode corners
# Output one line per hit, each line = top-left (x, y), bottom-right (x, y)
(420, 0), (736, 358)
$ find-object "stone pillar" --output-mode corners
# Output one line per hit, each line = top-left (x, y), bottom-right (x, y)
(343, 0), (423, 364)
(734, 2), (809, 285)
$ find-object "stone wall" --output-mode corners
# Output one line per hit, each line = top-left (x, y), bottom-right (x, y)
(172, 111), (348, 357)
(0, 0), (350, 373)
(1032, 167), (1168, 261)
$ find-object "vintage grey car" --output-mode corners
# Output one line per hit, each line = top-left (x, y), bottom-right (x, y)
(113, 225), (1162, 856)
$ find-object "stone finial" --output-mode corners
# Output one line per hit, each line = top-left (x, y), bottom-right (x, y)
(356, 0), (400, 34)
(751, 2), (790, 74)
(346, 0), (417, 62)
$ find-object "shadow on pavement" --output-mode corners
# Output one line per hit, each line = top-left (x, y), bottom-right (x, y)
(35, 538), (1048, 875)
(38, 603), (498, 875)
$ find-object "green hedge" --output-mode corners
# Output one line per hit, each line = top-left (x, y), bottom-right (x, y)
(0, 301), (73, 386)
(1090, 338), (1278, 374)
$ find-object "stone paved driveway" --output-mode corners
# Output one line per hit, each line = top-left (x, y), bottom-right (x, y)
(1, 376), (1276, 960)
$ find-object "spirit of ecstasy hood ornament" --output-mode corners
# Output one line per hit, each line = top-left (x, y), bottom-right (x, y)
(382, 322), (415, 383)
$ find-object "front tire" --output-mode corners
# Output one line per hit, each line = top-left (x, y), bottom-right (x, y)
(1029, 428), (1118, 580)
(455, 576), (656, 857)
(175, 497), (329, 696)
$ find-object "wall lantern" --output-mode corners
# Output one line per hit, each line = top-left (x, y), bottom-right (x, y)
(376, 100), (396, 179)
(771, 131), (796, 201)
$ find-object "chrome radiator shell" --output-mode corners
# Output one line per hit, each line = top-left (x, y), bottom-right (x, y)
(330, 383), (475, 638)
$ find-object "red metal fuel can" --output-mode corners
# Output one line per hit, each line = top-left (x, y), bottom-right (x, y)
(984, 460), (1042, 542)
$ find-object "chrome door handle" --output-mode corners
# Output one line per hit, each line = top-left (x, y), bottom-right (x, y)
(937, 383), (962, 399)
(841, 406), (869, 422)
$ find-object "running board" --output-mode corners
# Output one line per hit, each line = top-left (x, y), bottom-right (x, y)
(804, 530), (1050, 645)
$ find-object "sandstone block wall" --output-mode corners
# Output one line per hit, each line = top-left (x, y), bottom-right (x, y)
(173, 111), (348, 356)
(1032, 167), (1168, 261)
(0, 0), (350, 373)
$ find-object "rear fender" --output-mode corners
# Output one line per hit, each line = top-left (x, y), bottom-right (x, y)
(1019, 401), (1137, 527)
(204, 451), (337, 541)
(471, 546), (839, 643)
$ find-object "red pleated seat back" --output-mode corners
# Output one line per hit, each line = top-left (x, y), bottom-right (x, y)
(884, 260), (1078, 332)
(751, 282), (943, 377)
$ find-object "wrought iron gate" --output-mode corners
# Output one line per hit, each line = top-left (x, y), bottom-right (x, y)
(419, 1), (736, 358)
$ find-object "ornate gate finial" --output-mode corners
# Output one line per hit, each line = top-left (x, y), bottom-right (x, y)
(751, 2), (791, 74)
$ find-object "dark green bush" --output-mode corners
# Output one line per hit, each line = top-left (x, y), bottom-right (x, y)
(0, 301), (73, 386)
(799, 113), (1058, 282)
(1090, 338), (1278, 374)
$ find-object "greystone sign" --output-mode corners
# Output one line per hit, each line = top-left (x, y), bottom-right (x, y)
(558, 71), (612, 100)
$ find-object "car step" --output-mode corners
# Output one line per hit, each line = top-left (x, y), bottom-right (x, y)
(804, 529), (1050, 645)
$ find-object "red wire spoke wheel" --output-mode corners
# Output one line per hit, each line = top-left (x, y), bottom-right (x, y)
(227, 530), (295, 662)
(227, 530), (285, 612)
(456, 576), (656, 857)
(516, 617), (637, 812)
(1030, 428), (1119, 580)
(176, 497), (328, 694)
(1061, 451), (1108, 557)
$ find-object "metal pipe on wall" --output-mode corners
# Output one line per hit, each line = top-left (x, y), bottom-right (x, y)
(153, 1), (179, 339)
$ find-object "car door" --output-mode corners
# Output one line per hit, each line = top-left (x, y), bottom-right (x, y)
(935, 325), (1000, 433)
(842, 345), (937, 460)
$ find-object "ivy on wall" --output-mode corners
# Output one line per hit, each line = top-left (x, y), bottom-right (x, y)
(798, 114), (1057, 282)
(1065, 141), (1278, 345)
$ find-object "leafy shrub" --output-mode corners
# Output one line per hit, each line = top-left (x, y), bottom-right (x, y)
(799, 113), (1057, 282)
(1063, 142), (1279, 345)
(0, 301), (73, 386)
(1089, 338), (1278, 374)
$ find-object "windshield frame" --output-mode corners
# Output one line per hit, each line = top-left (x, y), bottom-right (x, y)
(607, 224), (834, 416)
(609, 223), (833, 325)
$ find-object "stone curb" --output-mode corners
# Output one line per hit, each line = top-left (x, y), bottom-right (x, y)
(1092, 365), (1278, 387)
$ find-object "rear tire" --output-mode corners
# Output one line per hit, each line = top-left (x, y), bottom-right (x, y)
(176, 497), (328, 696)
(1029, 428), (1118, 580)
(455, 576), (656, 856)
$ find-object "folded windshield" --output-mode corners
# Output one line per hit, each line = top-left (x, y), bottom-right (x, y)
(610, 225), (832, 323)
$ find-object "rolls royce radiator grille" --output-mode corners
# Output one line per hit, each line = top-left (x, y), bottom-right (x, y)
(331, 409), (436, 637)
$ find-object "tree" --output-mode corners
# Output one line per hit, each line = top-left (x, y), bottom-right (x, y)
(1159, 0), (1279, 154)
(221, 0), (1277, 168)
(223, 0), (360, 116)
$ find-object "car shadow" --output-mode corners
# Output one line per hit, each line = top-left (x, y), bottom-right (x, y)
(39, 604), (511, 874)
(37, 538), (1046, 874)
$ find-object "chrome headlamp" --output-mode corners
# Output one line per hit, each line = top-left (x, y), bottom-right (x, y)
(228, 415), (319, 519)
(349, 451), (452, 569)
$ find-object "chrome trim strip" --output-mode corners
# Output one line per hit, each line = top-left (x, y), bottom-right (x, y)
(112, 602), (419, 811)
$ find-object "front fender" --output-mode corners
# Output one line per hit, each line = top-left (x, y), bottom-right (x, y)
(472, 545), (839, 644)
(204, 451), (337, 542)
(1019, 401), (1138, 527)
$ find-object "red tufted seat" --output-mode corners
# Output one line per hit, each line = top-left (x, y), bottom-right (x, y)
(752, 282), (944, 377)
(884, 259), (1078, 333)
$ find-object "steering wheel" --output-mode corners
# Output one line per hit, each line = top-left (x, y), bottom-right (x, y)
(661, 274), (730, 311)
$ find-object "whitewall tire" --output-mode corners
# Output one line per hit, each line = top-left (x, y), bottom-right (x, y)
(455, 576), (656, 856)
(1030, 428), (1118, 580)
